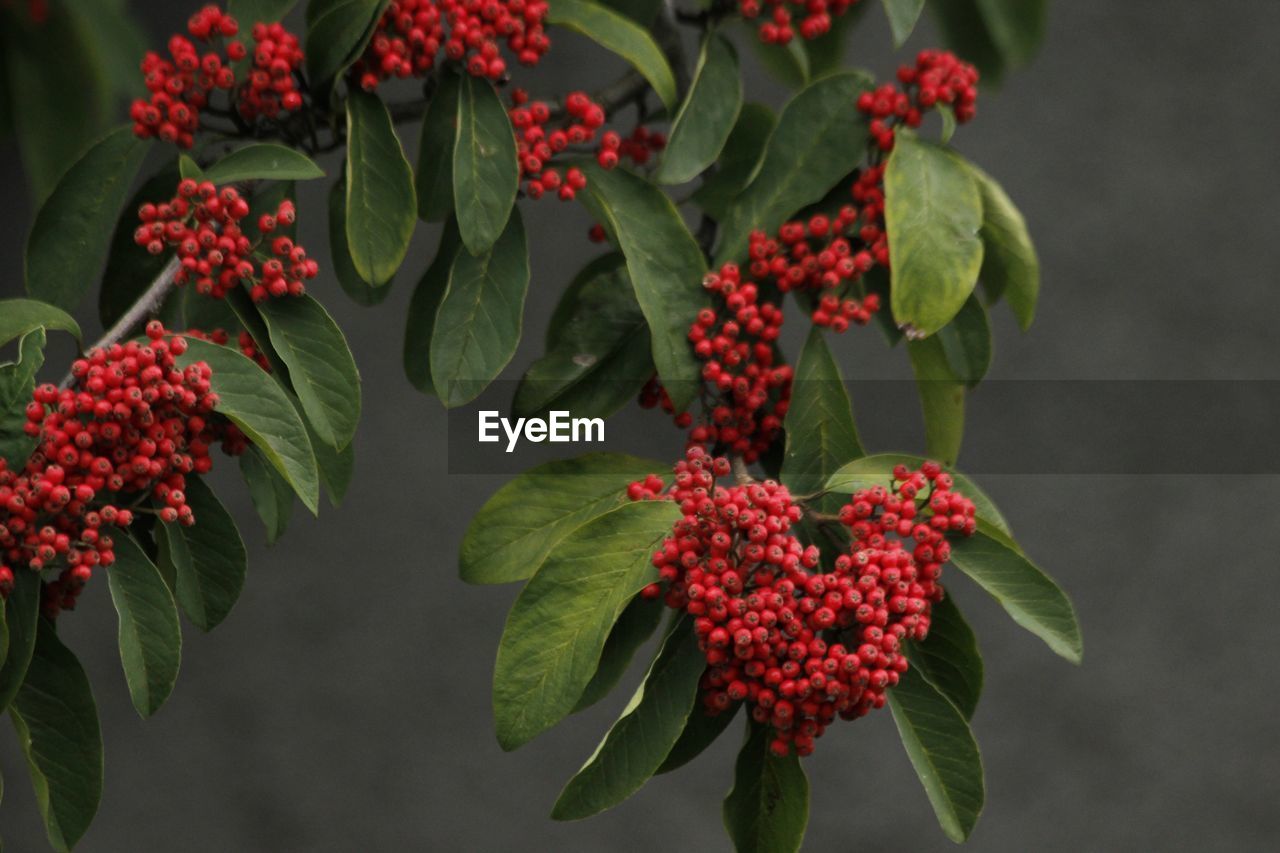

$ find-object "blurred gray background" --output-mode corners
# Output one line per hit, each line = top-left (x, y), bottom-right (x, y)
(3, 1), (1279, 850)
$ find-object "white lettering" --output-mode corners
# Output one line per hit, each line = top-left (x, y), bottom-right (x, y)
(480, 411), (605, 452)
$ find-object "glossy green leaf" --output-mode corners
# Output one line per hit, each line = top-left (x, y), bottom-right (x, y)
(882, 0), (926, 46)
(0, 569), (41, 713)
(309, 416), (355, 507)
(884, 132), (984, 337)
(747, 28), (809, 89)
(976, 0), (1047, 68)
(0, 299), (82, 348)
(327, 177), (392, 305)
(657, 702), (739, 774)
(654, 35), (742, 185)
(804, 5), (867, 77)
(937, 296), (992, 387)
(692, 103), (776, 220)
(63, 0), (147, 100)
(781, 328), (864, 509)
(99, 162), (181, 327)
(714, 71), (873, 265)
(0, 330), (45, 469)
(108, 535), (182, 718)
(157, 477), (248, 632)
(416, 69), (461, 222)
(553, 619), (706, 820)
(305, 0), (388, 89)
(240, 445), (294, 544)
(346, 89), (417, 286)
(573, 596), (664, 713)
(201, 144), (324, 185)
(967, 161), (1039, 330)
(722, 720), (809, 853)
(175, 336), (320, 512)
(907, 594), (983, 720)
(461, 452), (664, 585)
(546, 252), (627, 349)
(454, 73), (519, 254)
(493, 499), (681, 750)
(547, 0), (678, 110)
(430, 208), (529, 407)
(11, 619), (103, 852)
(257, 294), (362, 450)
(907, 335), (966, 466)
(948, 526), (1083, 664)
(578, 162), (706, 412)
(404, 220), (463, 395)
(825, 453), (1011, 535)
(24, 126), (148, 311)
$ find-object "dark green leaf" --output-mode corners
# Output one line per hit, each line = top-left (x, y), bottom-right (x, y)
(99, 162), (181, 327)
(573, 595), (664, 713)
(327, 177), (392, 305)
(553, 618), (706, 820)
(746, 27), (809, 89)
(108, 535), (182, 718)
(256, 294), (362, 450)
(404, 220), (463, 395)
(176, 337), (320, 511)
(201, 144), (324, 185)
(305, 0), (388, 89)
(714, 71), (873, 265)
(24, 126), (148, 311)
(692, 103), (776, 220)
(63, 0), (147, 100)
(240, 445), (294, 544)
(346, 89), (417, 286)
(967, 161), (1039, 330)
(577, 162), (706, 412)
(156, 477), (248, 632)
(907, 594), (983, 720)
(493, 499), (680, 750)
(0, 299), (82, 348)
(657, 702), (739, 774)
(907, 336), (966, 466)
(882, 0), (926, 46)
(884, 132), (984, 337)
(804, 4), (868, 77)
(461, 452), (664, 585)
(309, 414), (355, 506)
(654, 35), (742, 185)
(11, 619), (103, 852)
(416, 68), (461, 221)
(722, 720), (809, 853)
(454, 73), (518, 254)
(975, 0), (1047, 68)
(936, 296), (991, 387)
(546, 252), (627, 348)
(0, 569), (41, 713)
(948, 526), (1083, 663)
(0, 329), (45, 469)
(599, 0), (661, 23)
(430, 207), (529, 407)
(927, 0), (1005, 81)
(547, 0), (678, 110)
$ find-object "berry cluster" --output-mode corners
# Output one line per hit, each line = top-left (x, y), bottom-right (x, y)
(738, 0), (859, 45)
(129, 5), (305, 148)
(134, 179), (317, 302)
(857, 49), (980, 150)
(353, 0), (550, 90)
(631, 449), (975, 757)
(0, 324), (240, 616)
(509, 89), (604, 201)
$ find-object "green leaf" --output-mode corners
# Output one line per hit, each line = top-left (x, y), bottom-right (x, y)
(178, 154), (203, 180)
(804, 4), (867, 77)
(907, 335), (966, 466)
(967, 161), (1039, 330)
(0, 299), (82, 348)
(654, 35), (742, 185)
(430, 207), (529, 407)
(201, 144), (324, 185)
(692, 103), (776, 220)
(493, 499), (680, 750)
(948, 527), (1083, 664)
(599, 0), (661, 23)
(714, 71), (873, 266)
(884, 133), (985, 337)
(404, 220), (464, 395)
(461, 452), (664, 585)
(514, 260), (652, 421)
(0, 330), (45, 469)
(416, 68), (461, 222)
(156, 477), (248, 632)
(24, 126), (148, 311)
(781, 328), (864, 510)
(573, 595), (664, 713)
(889, 665), (984, 842)
(552, 618), (706, 820)
(722, 720), (809, 853)
(657, 702), (739, 774)
(453, 73), (519, 255)
(309, 414), (356, 507)
(327, 177), (393, 305)
(108, 535), (182, 718)
(256, 294), (362, 450)
(547, 0), (678, 110)
(577, 162), (706, 412)
(240, 445), (294, 544)
(746, 28), (809, 89)
(936, 296), (991, 387)
(11, 619), (103, 852)
(99, 162), (181, 327)
(546, 252), (627, 348)
(176, 337), (320, 512)
(825, 453), (1012, 535)
(0, 569), (41, 713)
(882, 0), (926, 46)
(305, 0), (388, 89)
(346, 89), (417, 286)
(926, 0), (1005, 82)
(975, 0), (1047, 68)
(908, 594), (983, 720)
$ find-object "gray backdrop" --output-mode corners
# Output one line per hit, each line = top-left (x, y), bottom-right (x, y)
(3, 1), (1279, 850)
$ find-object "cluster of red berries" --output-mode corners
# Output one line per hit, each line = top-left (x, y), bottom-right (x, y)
(134, 179), (317, 302)
(130, 5), (305, 148)
(857, 49), (980, 150)
(183, 328), (271, 372)
(640, 265), (791, 463)
(509, 89), (604, 201)
(629, 449), (975, 757)
(738, 0), (859, 45)
(353, 0), (550, 90)
(0, 324), (240, 616)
